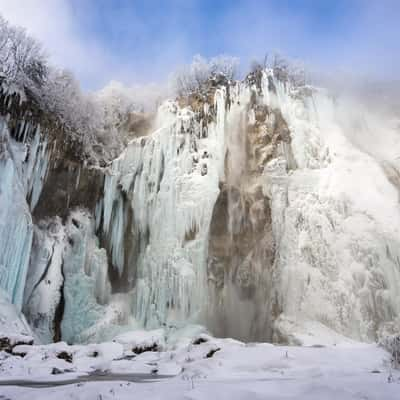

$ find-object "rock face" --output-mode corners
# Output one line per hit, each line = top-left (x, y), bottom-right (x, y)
(33, 159), (104, 221)
(206, 90), (293, 341)
(1, 69), (400, 345)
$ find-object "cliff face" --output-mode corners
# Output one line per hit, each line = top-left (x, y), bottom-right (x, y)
(0, 80), (107, 342)
(1, 69), (400, 345)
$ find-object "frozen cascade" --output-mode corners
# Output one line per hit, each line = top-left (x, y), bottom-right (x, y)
(24, 210), (121, 344)
(206, 77), (282, 341)
(260, 70), (400, 341)
(1, 68), (399, 344)
(23, 219), (66, 343)
(97, 94), (230, 328)
(0, 155), (33, 308)
(0, 116), (50, 309)
(62, 211), (114, 343)
(95, 71), (400, 341)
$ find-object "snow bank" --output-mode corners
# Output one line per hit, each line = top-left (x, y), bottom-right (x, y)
(0, 334), (398, 399)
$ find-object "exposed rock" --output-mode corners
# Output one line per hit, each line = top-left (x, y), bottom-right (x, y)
(33, 159), (105, 220)
(132, 343), (159, 354)
(205, 347), (220, 358)
(192, 336), (208, 345)
(56, 350), (73, 363)
(0, 334), (34, 353)
(206, 79), (297, 341)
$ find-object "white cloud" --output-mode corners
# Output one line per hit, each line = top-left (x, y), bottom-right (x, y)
(0, 0), (112, 89)
(1, 0), (398, 90)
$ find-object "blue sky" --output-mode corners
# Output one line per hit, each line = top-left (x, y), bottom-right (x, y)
(0, 0), (399, 90)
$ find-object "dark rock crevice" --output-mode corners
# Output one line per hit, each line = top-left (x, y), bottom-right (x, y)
(25, 242), (56, 305)
(53, 257), (65, 343)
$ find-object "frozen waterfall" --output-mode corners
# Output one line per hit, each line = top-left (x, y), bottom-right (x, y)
(1, 68), (399, 344)
(0, 116), (49, 309)
(96, 69), (400, 342)
(96, 95), (229, 328)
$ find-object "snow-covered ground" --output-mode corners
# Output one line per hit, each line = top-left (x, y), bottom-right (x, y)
(0, 328), (399, 399)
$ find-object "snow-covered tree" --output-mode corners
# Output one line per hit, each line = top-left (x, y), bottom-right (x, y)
(40, 69), (94, 133)
(270, 54), (306, 87)
(209, 55), (239, 80)
(0, 14), (48, 89)
(171, 54), (239, 96)
(0, 14), (102, 157)
(248, 53), (306, 88)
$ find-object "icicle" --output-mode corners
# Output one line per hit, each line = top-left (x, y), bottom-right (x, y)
(0, 155), (34, 310)
(75, 166), (81, 190)
(96, 97), (227, 328)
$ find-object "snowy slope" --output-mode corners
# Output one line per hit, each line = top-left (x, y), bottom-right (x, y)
(0, 330), (399, 399)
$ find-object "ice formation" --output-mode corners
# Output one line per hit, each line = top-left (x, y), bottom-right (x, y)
(260, 72), (400, 341)
(24, 210), (134, 344)
(94, 69), (400, 342)
(23, 218), (66, 343)
(96, 98), (224, 328)
(0, 68), (399, 345)
(0, 114), (49, 310)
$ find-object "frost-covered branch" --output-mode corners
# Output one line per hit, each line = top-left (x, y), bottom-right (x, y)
(0, 14), (48, 89)
(249, 53), (306, 88)
(171, 54), (239, 96)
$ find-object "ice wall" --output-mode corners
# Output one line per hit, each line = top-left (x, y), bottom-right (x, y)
(61, 210), (114, 343)
(23, 209), (135, 344)
(95, 71), (400, 342)
(260, 71), (400, 341)
(23, 218), (65, 343)
(206, 76), (286, 341)
(2, 68), (399, 345)
(96, 95), (230, 328)
(0, 116), (49, 310)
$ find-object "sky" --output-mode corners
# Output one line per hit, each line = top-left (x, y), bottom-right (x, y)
(0, 0), (399, 90)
